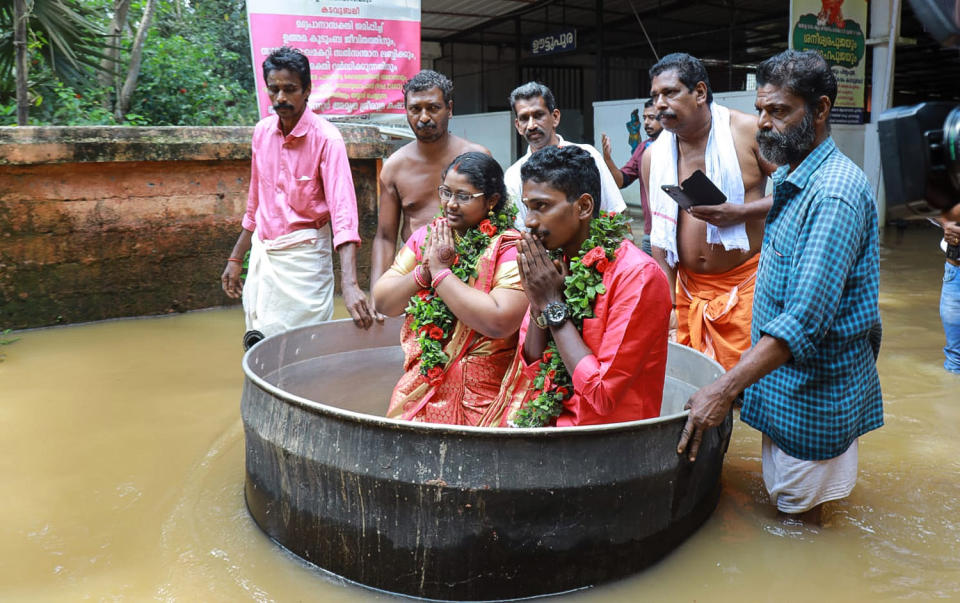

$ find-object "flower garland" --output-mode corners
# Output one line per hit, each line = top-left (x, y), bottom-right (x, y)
(405, 203), (519, 387)
(512, 211), (632, 428)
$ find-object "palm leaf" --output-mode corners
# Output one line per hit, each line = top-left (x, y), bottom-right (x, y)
(0, 0), (111, 96)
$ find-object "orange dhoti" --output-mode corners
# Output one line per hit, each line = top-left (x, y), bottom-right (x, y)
(676, 253), (759, 370)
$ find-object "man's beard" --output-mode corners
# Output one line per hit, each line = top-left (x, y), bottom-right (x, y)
(756, 109), (817, 166)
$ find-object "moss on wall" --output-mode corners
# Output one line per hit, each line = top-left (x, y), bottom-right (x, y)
(0, 125), (388, 329)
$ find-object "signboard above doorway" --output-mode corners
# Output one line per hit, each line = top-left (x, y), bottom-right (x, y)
(530, 29), (577, 56)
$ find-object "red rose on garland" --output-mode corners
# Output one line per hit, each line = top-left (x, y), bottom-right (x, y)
(556, 387), (569, 397)
(478, 219), (497, 237)
(429, 326), (445, 340)
(581, 246), (605, 267)
(417, 289), (432, 300)
(595, 257), (610, 273)
(426, 366), (443, 384)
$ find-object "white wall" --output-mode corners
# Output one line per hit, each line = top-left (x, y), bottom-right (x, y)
(831, 124), (866, 169)
(448, 111), (516, 171)
(592, 98), (649, 210)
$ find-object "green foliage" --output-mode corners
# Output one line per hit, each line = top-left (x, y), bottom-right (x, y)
(0, 0), (108, 102)
(2, 0), (259, 126)
(130, 32), (257, 126)
(511, 342), (572, 428)
(0, 48), (146, 126)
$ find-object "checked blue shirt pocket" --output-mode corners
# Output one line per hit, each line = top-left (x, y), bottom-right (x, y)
(759, 243), (792, 310)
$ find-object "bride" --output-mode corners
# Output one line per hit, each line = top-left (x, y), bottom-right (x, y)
(373, 152), (527, 426)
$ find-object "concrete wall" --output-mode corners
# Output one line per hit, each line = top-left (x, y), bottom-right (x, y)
(0, 125), (389, 330)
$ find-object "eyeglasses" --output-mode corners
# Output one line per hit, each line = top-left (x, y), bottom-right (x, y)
(438, 186), (485, 203)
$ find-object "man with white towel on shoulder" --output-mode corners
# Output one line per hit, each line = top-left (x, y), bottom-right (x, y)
(641, 52), (775, 370)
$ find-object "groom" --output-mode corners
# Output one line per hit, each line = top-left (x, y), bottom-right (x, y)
(511, 145), (672, 425)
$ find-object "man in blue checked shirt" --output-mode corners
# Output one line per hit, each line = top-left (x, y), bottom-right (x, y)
(677, 50), (883, 524)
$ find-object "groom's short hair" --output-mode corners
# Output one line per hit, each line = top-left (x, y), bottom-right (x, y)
(520, 146), (601, 219)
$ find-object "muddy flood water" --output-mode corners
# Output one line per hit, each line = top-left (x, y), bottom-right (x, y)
(2, 225), (958, 601)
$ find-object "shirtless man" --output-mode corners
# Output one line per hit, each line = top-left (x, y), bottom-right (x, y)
(641, 52), (774, 370)
(371, 70), (489, 312)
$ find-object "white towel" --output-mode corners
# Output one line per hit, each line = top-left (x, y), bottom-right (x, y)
(243, 225), (334, 337)
(648, 103), (750, 267)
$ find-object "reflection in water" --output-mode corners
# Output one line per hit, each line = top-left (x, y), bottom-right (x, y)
(1, 226), (958, 600)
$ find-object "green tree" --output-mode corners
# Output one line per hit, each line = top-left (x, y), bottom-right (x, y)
(0, 0), (108, 119)
(129, 0), (257, 125)
(1, 0), (258, 126)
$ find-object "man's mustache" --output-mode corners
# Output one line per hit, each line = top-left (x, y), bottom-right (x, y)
(416, 121), (436, 129)
(756, 130), (777, 143)
(524, 128), (544, 139)
(272, 103), (294, 112)
(657, 111), (677, 121)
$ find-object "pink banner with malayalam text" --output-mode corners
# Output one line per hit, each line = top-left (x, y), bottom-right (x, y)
(248, 10), (420, 118)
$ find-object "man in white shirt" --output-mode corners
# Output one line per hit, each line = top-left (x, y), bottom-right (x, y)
(504, 82), (626, 230)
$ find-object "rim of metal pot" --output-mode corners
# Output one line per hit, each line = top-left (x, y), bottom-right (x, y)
(242, 320), (723, 439)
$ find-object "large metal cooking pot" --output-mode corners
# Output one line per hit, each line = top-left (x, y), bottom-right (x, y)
(242, 318), (730, 600)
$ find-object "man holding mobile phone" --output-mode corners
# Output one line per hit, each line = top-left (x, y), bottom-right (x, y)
(641, 53), (775, 370)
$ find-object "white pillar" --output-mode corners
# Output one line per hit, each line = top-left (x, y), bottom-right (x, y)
(865, 0), (902, 230)
(421, 41), (442, 71)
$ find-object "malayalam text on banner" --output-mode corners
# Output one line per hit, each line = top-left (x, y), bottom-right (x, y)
(789, 0), (868, 125)
(247, 0), (421, 118)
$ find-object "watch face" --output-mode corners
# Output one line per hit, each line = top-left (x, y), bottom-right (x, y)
(543, 301), (568, 325)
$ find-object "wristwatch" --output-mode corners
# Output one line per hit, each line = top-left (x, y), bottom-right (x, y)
(537, 301), (569, 328)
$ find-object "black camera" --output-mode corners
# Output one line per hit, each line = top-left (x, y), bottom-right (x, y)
(877, 102), (960, 216)
(876, 0), (960, 258)
(878, 102), (960, 260)
(877, 0), (960, 218)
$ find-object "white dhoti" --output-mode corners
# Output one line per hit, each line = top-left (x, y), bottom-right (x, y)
(243, 225), (334, 338)
(762, 435), (859, 514)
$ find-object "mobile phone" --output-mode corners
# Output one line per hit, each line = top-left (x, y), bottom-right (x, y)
(660, 170), (726, 210)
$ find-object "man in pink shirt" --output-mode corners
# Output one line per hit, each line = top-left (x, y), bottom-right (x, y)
(510, 145), (672, 425)
(221, 47), (373, 347)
